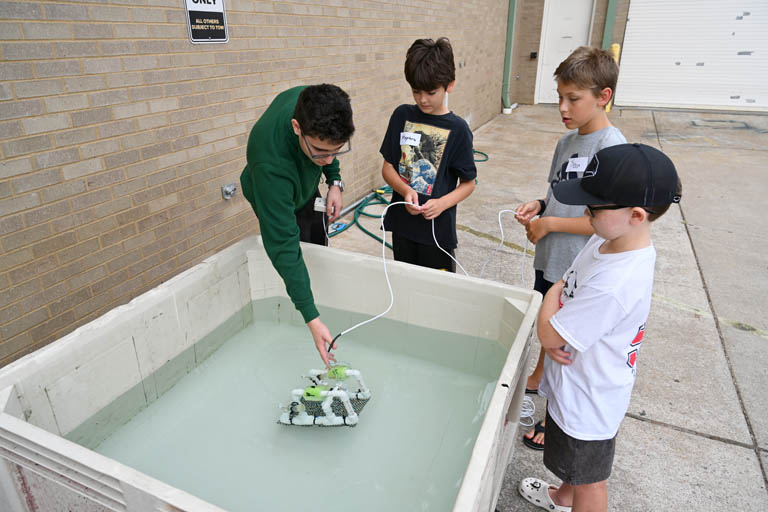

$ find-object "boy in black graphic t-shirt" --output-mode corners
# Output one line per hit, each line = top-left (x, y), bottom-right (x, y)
(380, 37), (476, 272)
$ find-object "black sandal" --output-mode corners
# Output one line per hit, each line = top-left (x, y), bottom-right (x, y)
(522, 419), (545, 451)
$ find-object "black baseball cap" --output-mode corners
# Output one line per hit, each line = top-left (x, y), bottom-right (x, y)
(552, 143), (681, 207)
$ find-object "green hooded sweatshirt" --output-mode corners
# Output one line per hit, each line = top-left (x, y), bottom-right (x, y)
(239, 86), (341, 323)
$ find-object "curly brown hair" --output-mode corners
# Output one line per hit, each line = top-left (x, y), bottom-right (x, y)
(293, 84), (354, 143)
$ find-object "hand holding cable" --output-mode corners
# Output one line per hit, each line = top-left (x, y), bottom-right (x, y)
(403, 188), (421, 215)
(515, 200), (543, 224)
(307, 317), (336, 368)
(420, 197), (448, 220)
(326, 185), (343, 222)
(524, 217), (550, 244)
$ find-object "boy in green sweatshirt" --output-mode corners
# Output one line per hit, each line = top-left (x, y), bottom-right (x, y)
(240, 84), (354, 367)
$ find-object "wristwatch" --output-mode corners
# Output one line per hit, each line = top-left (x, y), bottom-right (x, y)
(329, 179), (345, 192)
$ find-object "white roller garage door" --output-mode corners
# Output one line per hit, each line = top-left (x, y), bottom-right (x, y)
(615, 0), (768, 111)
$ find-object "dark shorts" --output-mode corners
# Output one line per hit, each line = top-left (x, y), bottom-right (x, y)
(392, 232), (455, 272)
(543, 409), (616, 485)
(295, 189), (328, 246)
(534, 269), (554, 297)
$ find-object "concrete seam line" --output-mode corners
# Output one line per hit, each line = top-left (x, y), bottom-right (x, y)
(679, 211), (768, 488)
(663, 111), (768, 488)
(650, 294), (768, 340)
(656, 110), (767, 485)
(624, 413), (754, 451)
(456, 223), (535, 256)
(652, 110), (663, 149)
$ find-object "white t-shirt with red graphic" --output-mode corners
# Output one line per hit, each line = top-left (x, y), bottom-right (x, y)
(538, 234), (656, 441)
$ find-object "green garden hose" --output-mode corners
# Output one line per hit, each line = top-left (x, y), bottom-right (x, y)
(328, 186), (393, 248)
(328, 149), (488, 245)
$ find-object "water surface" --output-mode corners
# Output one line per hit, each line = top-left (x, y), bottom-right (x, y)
(93, 307), (505, 511)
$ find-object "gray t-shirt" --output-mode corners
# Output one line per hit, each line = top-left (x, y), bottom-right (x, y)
(533, 126), (627, 283)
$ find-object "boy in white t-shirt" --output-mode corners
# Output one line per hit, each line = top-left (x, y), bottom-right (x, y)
(518, 143), (682, 512)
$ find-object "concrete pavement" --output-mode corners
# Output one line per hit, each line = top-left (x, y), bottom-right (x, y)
(330, 104), (768, 510)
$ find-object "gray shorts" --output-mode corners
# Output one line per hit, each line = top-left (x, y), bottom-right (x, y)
(543, 409), (616, 485)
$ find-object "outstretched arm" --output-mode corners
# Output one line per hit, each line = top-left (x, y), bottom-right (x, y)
(246, 167), (333, 366)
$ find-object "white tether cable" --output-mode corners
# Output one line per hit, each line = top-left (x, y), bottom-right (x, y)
(479, 209), (529, 289)
(333, 201), (464, 343)
(328, 201), (538, 426)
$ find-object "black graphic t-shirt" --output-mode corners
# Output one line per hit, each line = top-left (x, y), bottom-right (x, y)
(380, 104), (476, 248)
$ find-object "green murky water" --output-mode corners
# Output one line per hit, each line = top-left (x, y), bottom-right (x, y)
(85, 301), (505, 511)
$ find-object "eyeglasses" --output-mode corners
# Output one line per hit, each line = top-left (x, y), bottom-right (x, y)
(301, 132), (352, 160)
(586, 205), (656, 216)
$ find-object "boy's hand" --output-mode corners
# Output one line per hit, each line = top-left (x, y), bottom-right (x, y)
(515, 200), (542, 224)
(525, 217), (550, 244)
(307, 317), (337, 368)
(403, 189), (422, 215)
(326, 185), (343, 222)
(544, 345), (572, 366)
(420, 198), (447, 220)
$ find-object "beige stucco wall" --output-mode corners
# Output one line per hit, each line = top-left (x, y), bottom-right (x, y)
(0, 1), (511, 366)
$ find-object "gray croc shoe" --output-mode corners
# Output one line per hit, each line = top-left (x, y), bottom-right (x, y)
(518, 477), (572, 512)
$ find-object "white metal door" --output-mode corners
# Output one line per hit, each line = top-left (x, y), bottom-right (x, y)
(535, 0), (595, 104)
(616, 1), (768, 111)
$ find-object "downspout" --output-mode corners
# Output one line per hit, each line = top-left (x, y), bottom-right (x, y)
(601, 0), (618, 49)
(602, 0), (620, 112)
(501, 0), (517, 112)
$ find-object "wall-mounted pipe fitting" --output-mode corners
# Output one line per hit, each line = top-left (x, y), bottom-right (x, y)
(222, 184), (237, 200)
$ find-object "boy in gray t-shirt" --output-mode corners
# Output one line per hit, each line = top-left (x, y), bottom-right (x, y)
(515, 46), (626, 452)
(536, 127), (626, 282)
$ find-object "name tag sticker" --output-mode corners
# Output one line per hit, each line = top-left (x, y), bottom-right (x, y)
(565, 156), (590, 175)
(400, 132), (421, 146)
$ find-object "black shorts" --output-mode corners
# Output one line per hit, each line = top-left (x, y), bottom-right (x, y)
(392, 232), (455, 272)
(543, 409), (616, 485)
(534, 269), (554, 296)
